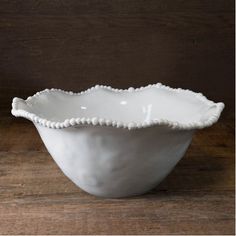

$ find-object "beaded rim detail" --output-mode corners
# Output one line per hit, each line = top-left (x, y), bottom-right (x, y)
(11, 83), (224, 130)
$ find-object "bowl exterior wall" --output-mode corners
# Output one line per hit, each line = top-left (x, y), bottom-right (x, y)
(35, 124), (193, 197)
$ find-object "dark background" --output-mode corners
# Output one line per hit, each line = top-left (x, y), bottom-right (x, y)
(0, 0), (234, 118)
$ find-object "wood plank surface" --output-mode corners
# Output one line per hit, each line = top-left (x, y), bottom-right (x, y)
(0, 115), (234, 235)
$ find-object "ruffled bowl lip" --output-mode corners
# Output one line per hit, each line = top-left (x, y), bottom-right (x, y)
(11, 83), (224, 130)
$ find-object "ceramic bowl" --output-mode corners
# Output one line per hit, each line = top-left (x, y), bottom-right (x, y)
(11, 83), (224, 198)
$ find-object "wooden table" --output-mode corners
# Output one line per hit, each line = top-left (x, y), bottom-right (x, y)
(0, 115), (234, 235)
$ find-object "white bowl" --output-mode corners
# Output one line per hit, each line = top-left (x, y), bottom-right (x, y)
(11, 83), (224, 198)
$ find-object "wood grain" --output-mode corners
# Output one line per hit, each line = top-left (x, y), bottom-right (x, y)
(0, 115), (234, 235)
(0, 0), (234, 118)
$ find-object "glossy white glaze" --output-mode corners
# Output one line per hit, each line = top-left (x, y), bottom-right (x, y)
(11, 83), (224, 197)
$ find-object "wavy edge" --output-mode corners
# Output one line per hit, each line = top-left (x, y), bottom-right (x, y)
(11, 83), (225, 130)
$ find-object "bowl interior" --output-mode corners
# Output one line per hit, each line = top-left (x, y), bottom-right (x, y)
(23, 87), (217, 124)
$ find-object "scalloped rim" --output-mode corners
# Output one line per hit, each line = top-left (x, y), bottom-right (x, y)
(11, 83), (224, 130)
